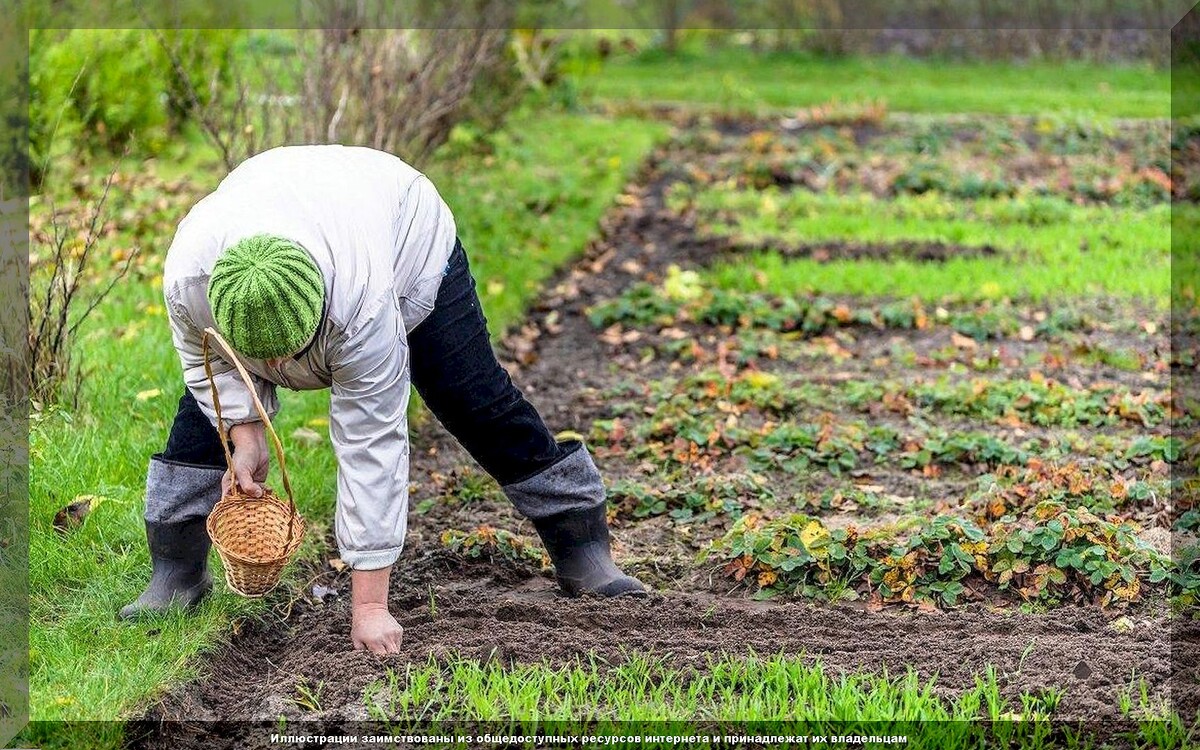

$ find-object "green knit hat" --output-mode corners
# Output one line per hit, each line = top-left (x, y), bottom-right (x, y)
(207, 234), (325, 360)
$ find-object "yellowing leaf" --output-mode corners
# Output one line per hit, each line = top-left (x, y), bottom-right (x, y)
(135, 388), (161, 401)
(799, 520), (829, 553)
(662, 264), (704, 302)
(741, 371), (780, 390)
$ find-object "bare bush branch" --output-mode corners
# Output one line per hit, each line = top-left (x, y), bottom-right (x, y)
(28, 153), (139, 408)
(151, 4), (523, 173)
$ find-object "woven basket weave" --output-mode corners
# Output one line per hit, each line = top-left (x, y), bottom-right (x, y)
(202, 327), (306, 598)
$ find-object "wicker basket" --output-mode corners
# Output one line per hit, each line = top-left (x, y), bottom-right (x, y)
(202, 327), (306, 597)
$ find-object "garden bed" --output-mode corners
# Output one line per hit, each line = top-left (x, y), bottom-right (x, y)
(134, 113), (1198, 745)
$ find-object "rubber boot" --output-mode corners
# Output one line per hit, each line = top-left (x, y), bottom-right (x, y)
(532, 503), (647, 597)
(503, 441), (647, 597)
(119, 518), (213, 619)
(120, 456), (224, 620)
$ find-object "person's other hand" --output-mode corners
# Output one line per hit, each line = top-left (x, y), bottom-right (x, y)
(225, 421), (269, 497)
(351, 603), (404, 654)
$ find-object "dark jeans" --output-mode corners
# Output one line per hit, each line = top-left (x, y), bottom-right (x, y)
(161, 239), (564, 486)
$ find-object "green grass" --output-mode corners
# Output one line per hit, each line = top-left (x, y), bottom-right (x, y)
(686, 187), (1170, 303)
(364, 653), (1020, 722)
(356, 653), (1192, 749)
(26, 108), (666, 725)
(575, 48), (1169, 119)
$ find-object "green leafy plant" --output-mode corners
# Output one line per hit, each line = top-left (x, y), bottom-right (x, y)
(708, 504), (1181, 609)
(984, 502), (1171, 606)
(608, 472), (770, 523)
(871, 516), (987, 606)
(704, 513), (871, 601)
(440, 526), (549, 570)
(966, 459), (1166, 522)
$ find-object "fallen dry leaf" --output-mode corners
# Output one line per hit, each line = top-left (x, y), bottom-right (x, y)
(53, 495), (104, 534)
(291, 427), (322, 446)
(950, 332), (979, 351)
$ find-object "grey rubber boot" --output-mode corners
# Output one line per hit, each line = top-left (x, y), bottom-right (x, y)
(119, 456), (224, 620)
(504, 441), (647, 597)
(118, 518), (213, 619)
(531, 504), (647, 597)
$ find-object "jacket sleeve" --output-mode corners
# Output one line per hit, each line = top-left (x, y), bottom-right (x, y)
(167, 281), (279, 428)
(327, 291), (411, 570)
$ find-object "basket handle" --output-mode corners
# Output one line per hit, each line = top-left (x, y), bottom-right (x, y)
(202, 327), (298, 539)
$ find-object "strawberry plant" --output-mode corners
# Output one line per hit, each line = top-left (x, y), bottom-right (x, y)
(967, 460), (1166, 521)
(587, 282), (679, 328)
(897, 431), (1032, 470)
(984, 502), (1171, 606)
(589, 283), (1106, 345)
(871, 516), (988, 606)
(681, 117), (1168, 206)
(705, 514), (872, 601)
(608, 472), (770, 523)
(848, 376), (1169, 428)
(1170, 543), (1200, 609)
(1119, 436), (1181, 466)
(440, 526), (549, 570)
(708, 504), (1179, 608)
(751, 420), (865, 476)
(431, 468), (501, 505)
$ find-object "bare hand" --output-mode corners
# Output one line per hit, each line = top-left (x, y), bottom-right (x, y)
(224, 421), (268, 497)
(351, 603), (404, 654)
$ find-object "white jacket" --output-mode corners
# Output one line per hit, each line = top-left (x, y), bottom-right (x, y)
(162, 145), (457, 570)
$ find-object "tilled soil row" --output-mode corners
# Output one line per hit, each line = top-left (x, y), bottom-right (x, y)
(137, 137), (1194, 741)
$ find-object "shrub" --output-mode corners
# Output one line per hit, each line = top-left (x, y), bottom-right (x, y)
(27, 163), (139, 407)
(29, 29), (235, 180)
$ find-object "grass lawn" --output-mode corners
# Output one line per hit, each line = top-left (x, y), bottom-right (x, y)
(25, 109), (667, 728)
(574, 48), (1169, 119)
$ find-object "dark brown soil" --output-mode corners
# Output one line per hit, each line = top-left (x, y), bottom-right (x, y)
(736, 237), (1000, 263)
(134, 125), (1192, 744)
(133, 556), (1191, 743)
